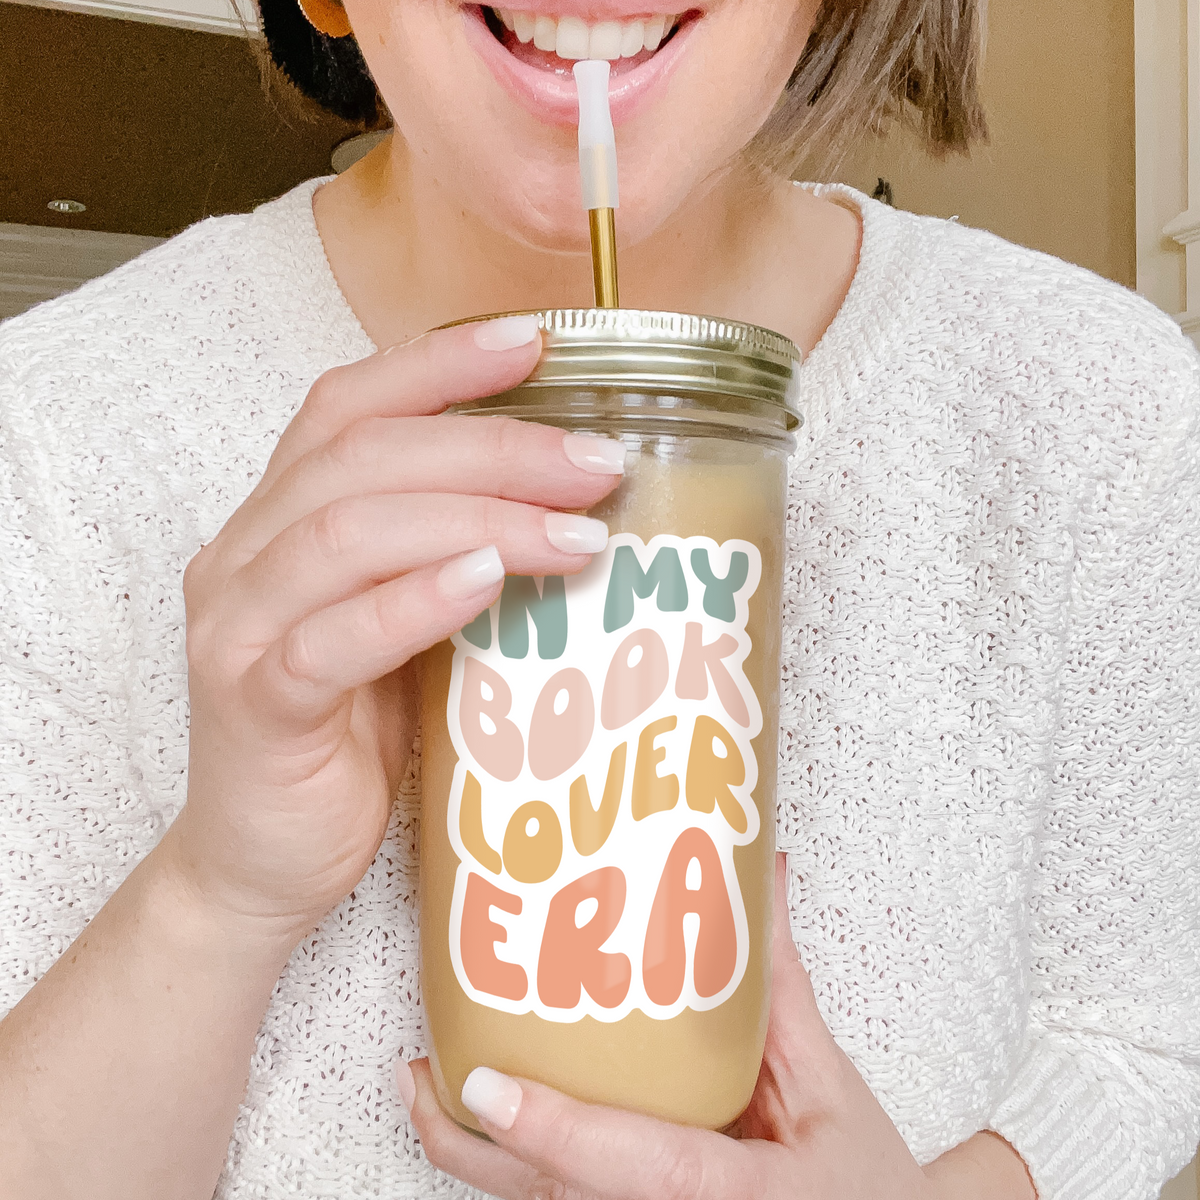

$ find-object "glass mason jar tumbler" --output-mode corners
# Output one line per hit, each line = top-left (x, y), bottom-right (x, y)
(419, 308), (802, 1132)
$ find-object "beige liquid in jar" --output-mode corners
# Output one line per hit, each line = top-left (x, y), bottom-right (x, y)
(419, 435), (787, 1132)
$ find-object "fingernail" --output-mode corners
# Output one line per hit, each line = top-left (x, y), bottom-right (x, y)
(396, 1059), (416, 1112)
(545, 512), (608, 554)
(562, 433), (626, 475)
(472, 315), (541, 352)
(438, 546), (505, 599)
(461, 1066), (522, 1131)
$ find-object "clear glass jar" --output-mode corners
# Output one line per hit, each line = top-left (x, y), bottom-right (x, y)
(418, 308), (801, 1131)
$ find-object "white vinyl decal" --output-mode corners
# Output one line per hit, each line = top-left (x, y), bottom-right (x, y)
(445, 534), (762, 1023)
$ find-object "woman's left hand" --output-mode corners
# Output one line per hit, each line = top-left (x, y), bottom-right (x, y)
(397, 854), (1036, 1200)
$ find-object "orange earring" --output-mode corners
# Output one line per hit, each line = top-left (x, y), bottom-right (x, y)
(297, 0), (353, 38)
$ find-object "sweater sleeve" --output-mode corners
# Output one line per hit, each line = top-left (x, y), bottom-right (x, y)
(989, 336), (1200, 1200)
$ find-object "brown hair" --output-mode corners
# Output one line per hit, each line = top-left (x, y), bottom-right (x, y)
(256, 0), (987, 173)
(753, 0), (988, 175)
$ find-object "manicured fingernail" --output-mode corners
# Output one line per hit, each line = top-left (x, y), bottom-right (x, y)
(396, 1059), (416, 1112)
(472, 315), (541, 351)
(438, 546), (505, 599)
(461, 1066), (522, 1131)
(562, 433), (626, 475)
(545, 512), (609, 554)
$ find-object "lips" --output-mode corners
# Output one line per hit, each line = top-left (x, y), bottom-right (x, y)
(463, 3), (699, 126)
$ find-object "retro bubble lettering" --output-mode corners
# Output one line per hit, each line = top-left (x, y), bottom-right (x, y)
(445, 534), (763, 1023)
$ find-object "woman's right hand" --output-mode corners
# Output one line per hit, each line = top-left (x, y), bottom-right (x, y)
(161, 314), (625, 952)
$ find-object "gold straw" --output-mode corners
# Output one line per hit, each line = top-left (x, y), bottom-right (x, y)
(574, 61), (620, 311)
(588, 207), (619, 308)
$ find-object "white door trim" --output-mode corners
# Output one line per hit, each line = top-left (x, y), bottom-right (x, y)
(1136, 0), (1195, 343)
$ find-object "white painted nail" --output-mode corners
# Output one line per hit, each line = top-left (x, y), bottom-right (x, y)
(562, 432), (627, 474)
(461, 1066), (522, 1131)
(545, 512), (609, 554)
(438, 546), (505, 599)
(472, 314), (541, 351)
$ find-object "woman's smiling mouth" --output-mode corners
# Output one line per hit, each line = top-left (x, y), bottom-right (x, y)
(464, 4), (701, 125)
(484, 7), (684, 63)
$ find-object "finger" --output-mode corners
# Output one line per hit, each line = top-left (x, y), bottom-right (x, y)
(772, 851), (799, 964)
(225, 416), (625, 565)
(258, 315), (545, 491)
(225, 494), (607, 645)
(458, 1067), (767, 1200)
(731, 852), (842, 1145)
(243, 546), (508, 733)
(402, 1059), (549, 1200)
(768, 852), (825, 1026)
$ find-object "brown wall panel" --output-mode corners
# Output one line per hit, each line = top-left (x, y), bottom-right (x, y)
(0, 3), (357, 237)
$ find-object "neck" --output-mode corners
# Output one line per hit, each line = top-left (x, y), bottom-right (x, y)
(313, 133), (859, 353)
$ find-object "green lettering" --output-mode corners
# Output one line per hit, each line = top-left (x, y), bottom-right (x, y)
(603, 546), (688, 633)
(499, 576), (568, 659)
(461, 609), (492, 649)
(689, 549), (749, 622)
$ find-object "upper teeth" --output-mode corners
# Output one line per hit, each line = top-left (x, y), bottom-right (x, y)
(492, 9), (680, 59)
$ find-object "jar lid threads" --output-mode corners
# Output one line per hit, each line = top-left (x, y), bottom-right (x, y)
(444, 307), (803, 428)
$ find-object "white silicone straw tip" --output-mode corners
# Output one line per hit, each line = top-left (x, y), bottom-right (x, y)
(573, 60), (614, 148)
(573, 60), (619, 210)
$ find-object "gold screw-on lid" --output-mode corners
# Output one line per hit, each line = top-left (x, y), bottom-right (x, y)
(450, 308), (803, 430)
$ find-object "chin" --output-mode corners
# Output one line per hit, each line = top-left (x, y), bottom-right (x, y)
(354, 0), (799, 257)
(496, 196), (690, 260)
(419, 141), (680, 256)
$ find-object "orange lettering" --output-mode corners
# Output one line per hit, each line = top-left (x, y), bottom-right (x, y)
(684, 716), (748, 834)
(537, 867), (631, 1009)
(643, 828), (737, 1005)
(502, 800), (563, 884)
(459, 771), (502, 873)
(460, 873), (528, 1002)
(569, 742), (627, 856)
(631, 715), (678, 821)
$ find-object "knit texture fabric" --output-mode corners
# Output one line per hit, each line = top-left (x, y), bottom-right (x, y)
(1, 178), (1198, 1200)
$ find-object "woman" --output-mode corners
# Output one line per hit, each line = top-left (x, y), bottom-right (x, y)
(1, 0), (1197, 1194)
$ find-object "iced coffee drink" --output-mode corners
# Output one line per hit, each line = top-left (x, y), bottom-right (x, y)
(419, 308), (799, 1132)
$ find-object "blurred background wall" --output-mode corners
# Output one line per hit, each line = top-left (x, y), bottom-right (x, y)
(840, 0), (1137, 289)
(0, 0), (361, 316)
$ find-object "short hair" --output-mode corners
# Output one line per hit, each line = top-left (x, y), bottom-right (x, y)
(256, 0), (986, 173)
(257, 0), (381, 125)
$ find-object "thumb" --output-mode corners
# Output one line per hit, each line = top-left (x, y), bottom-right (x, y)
(459, 1066), (766, 1200)
(739, 852), (842, 1139)
(769, 850), (827, 1029)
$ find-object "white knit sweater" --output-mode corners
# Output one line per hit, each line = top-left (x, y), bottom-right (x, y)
(2, 178), (1198, 1200)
